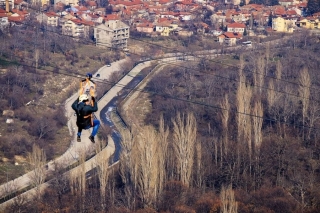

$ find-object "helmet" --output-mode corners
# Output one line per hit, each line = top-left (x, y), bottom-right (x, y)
(86, 73), (92, 79)
(79, 94), (89, 102)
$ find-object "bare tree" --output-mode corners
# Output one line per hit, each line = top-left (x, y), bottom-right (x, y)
(254, 55), (265, 94)
(172, 112), (197, 187)
(265, 42), (270, 75)
(135, 125), (159, 207)
(237, 66), (252, 156)
(220, 185), (238, 213)
(267, 80), (276, 111)
(95, 140), (110, 210)
(298, 67), (310, 140)
(69, 148), (86, 212)
(220, 94), (230, 156)
(28, 144), (46, 200)
(195, 140), (204, 189)
(157, 115), (169, 198)
(119, 129), (137, 210)
(252, 101), (263, 154)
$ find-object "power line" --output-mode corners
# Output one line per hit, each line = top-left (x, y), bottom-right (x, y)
(8, 11), (320, 101)
(11, 6), (320, 95)
(2, 57), (319, 132)
(4, 10), (320, 104)
(4, 43), (318, 106)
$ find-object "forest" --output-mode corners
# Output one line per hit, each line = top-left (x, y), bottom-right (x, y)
(2, 31), (320, 213)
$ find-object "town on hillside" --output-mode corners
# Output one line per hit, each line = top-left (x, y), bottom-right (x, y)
(0, 0), (318, 49)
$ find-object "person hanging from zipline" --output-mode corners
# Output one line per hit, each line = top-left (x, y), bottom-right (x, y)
(72, 94), (100, 143)
(80, 73), (96, 97)
(72, 72), (99, 143)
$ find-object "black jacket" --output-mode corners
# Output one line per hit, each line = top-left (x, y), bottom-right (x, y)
(72, 98), (98, 128)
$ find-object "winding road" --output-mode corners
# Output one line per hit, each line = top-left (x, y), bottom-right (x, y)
(0, 42), (251, 209)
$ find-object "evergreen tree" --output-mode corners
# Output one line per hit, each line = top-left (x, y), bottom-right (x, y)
(268, 13), (273, 27)
(307, 0), (320, 15)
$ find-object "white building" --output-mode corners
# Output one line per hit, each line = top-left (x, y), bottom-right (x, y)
(94, 20), (129, 49)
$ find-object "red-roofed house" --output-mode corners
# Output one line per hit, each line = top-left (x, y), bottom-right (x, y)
(136, 22), (154, 34)
(74, 6), (89, 12)
(104, 14), (119, 21)
(11, 8), (29, 18)
(94, 8), (106, 16)
(62, 18), (93, 38)
(227, 22), (246, 33)
(109, 0), (143, 9)
(14, 0), (26, 9)
(159, 0), (171, 6)
(175, 0), (194, 12)
(88, 13), (103, 24)
(36, 11), (59, 27)
(218, 32), (242, 46)
(8, 13), (24, 25)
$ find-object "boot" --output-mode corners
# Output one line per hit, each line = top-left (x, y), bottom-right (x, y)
(89, 135), (95, 143)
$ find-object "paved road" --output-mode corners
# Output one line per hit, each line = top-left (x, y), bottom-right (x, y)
(0, 49), (234, 208)
(0, 58), (156, 209)
(0, 58), (128, 205)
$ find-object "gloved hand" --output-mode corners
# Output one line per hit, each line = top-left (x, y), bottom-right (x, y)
(91, 96), (95, 103)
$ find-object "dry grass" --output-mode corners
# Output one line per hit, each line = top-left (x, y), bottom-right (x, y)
(125, 92), (152, 128)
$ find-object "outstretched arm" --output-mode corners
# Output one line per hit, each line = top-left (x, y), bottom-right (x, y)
(88, 97), (98, 113)
(71, 98), (79, 111)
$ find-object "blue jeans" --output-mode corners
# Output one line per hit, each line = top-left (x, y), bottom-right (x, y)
(77, 119), (100, 137)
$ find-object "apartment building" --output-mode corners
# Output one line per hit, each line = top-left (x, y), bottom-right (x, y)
(36, 12), (59, 27)
(62, 19), (92, 38)
(94, 20), (129, 49)
(272, 16), (294, 32)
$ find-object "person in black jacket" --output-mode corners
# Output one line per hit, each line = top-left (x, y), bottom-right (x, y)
(72, 94), (100, 143)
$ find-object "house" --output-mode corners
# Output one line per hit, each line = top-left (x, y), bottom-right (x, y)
(8, 13), (25, 25)
(94, 20), (130, 49)
(36, 11), (59, 27)
(211, 12), (226, 24)
(298, 18), (319, 29)
(175, 0), (194, 12)
(272, 16), (294, 32)
(86, 0), (97, 10)
(278, 0), (297, 7)
(104, 14), (119, 22)
(30, 0), (48, 6)
(89, 13), (103, 24)
(14, 0), (27, 10)
(177, 29), (193, 36)
(59, 13), (76, 27)
(94, 8), (106, 16)
(62, 19), (93, 38)
(227, 22), (246, 33)
(218, 32), (242, 46)
(195, 22), (209, 34)
(155, 22), (171, 36)
(54, 0), (78, 7)
(136, 22), (154, 34)
(179, 12), (192, 21)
